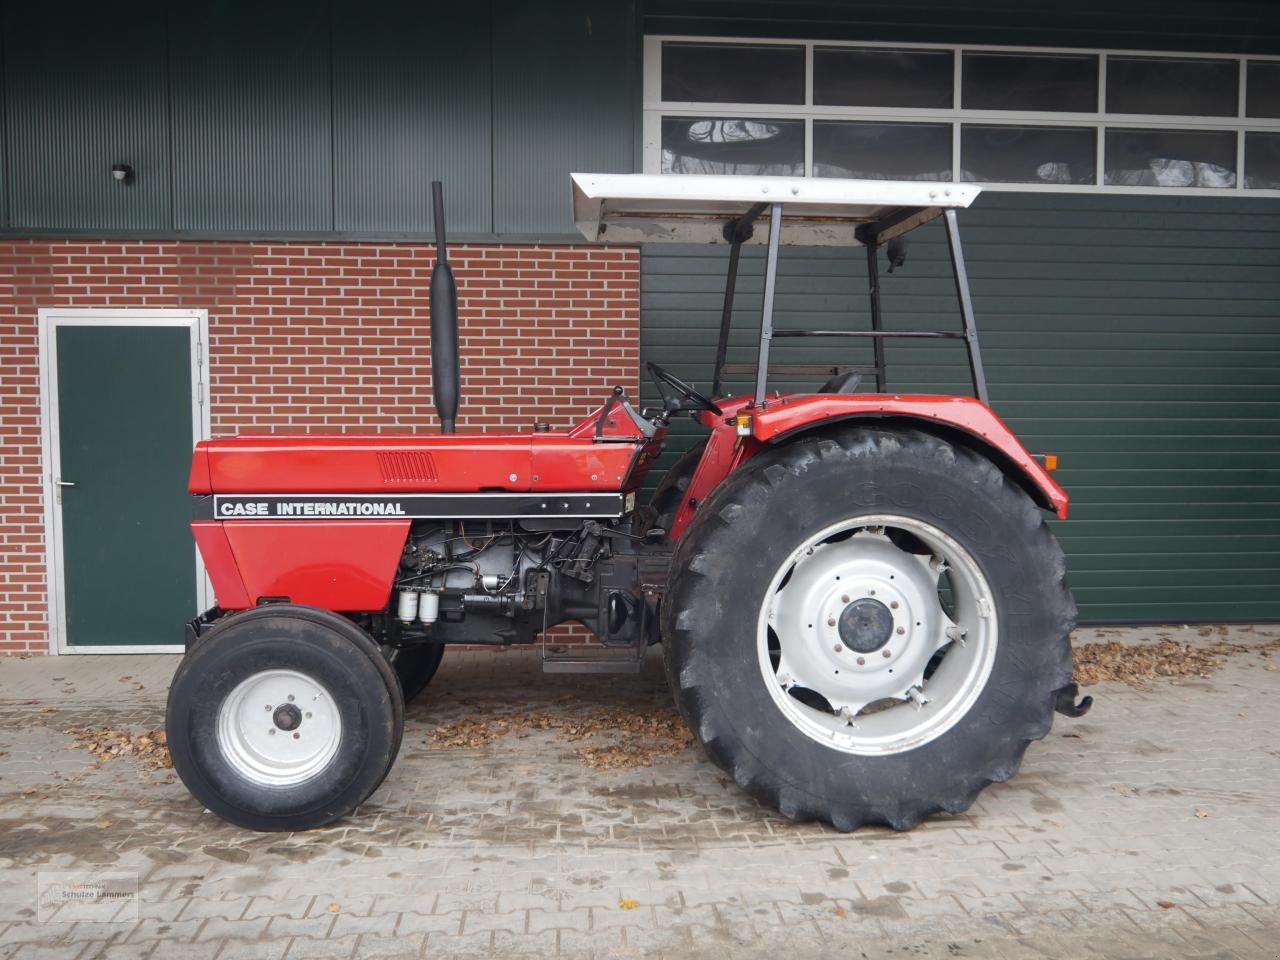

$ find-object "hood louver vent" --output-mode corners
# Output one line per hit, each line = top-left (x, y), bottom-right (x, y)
(377, 451), (438, 483)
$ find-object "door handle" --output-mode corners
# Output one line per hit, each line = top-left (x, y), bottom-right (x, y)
(56, 479), (76, 487)
(54, 477), (76, 505)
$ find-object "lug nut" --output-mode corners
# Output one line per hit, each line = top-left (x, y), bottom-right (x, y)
(896, 626), (905, 635)
(869, 589), (876, 596)
(305, 712), (313, 719)
(265, 704), (272, 711)
(834, 644), (843, 653)
(841, 594), (850, 604)
(856, 657), (866, 666)
(827, 617), (837, 627)
(882, 649), (892, 658)
(292, 732), (301, 739)
(890, 601), (899, 609)
(268, 728), (276, 735)
(287, 695), (295, 702)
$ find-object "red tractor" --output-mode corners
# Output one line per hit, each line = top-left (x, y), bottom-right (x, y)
(167, 174), (1087, 832)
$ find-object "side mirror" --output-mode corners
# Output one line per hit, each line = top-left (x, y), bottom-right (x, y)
(886, 237), (908, 273)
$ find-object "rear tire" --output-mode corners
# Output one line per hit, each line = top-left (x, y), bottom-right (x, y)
(661, 427), (1076, 831)
(166, 604), (404, 831)
(648, 439), (707, 536)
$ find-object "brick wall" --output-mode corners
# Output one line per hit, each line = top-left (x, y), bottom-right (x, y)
(0, 240), (641, 655)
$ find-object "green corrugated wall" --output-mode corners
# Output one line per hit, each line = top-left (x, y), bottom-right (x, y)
(0, 0), (638, 239)
(640, 193), (1280, 622)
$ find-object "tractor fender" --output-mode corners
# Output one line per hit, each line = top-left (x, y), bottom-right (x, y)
(749, 395), (1068, 520)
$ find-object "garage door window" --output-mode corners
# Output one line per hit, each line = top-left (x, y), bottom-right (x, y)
(645, 37), (1280, 197)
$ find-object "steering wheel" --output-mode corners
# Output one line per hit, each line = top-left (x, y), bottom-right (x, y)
(647, 362), (722, 419)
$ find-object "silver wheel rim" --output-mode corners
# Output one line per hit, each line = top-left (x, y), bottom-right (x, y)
(757, 514), (998, 756)
(215, 669), (343, 786)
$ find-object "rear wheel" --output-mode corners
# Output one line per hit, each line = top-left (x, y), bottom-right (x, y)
(661, 426), (1075, 831)
(167, 604), (404, 831)
(647, 439), (707, 536)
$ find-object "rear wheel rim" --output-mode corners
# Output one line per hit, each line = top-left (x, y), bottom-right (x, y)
(757, 513), (998, 756)
(215, 669), (343, 786)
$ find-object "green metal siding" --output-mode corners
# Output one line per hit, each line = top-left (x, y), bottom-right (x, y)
(170, 3), (334, 233)
(491, 0), (639, 234)
(644, 1), (1280, 54)
(640, 194), (1280, 623)
(3, 1), (171, 230)
(332, 3), (492, 234)
(0, 0), (638, 238)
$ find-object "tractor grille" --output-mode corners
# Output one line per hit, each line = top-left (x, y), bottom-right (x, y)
(376, 451), (438, 483)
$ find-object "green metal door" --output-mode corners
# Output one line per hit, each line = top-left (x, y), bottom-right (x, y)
(641, 193), (1280, 624)
(52, 321), (200, 648)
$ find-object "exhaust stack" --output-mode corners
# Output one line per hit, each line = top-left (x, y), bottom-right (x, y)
(429, 181), (460, 433)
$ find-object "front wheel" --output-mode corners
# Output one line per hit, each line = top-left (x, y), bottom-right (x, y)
(661, 427), (1076, 831)
(166, 605), (404, 831)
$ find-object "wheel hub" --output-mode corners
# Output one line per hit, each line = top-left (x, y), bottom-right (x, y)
(838, 597), (893, 653)
(272, 702), (302, 732)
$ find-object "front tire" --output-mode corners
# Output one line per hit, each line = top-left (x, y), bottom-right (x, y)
(387, 642), (445, 705)
(167, 604), (404, 831)
(661, 427), (1076, 831)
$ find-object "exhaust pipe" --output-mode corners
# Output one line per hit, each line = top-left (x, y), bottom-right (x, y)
(429, 181), (459, 433)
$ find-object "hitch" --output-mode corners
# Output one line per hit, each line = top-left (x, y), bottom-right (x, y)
(1053, 682), (1093, 718)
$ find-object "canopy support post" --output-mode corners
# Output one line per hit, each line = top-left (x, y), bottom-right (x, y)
(712, 239), (742, 398)
(754, 202), (783, 405)
(865, 243), (888, 394)
(943, 208), (990, 404)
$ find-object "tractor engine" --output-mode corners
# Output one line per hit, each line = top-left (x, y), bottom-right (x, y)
(380, 519), (662, 649)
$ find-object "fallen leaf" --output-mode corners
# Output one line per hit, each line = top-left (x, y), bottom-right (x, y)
(832, 906), (847, 918)
(1194, 808), (1210, 819)
(327, 902), (340, 913)
(1156, 900), (1176, 910)
(1113, 784), (1139, 798)
(617, 898), (640, 910)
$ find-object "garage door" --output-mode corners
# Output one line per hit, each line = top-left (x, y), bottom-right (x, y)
(640, 193), (1280, 623)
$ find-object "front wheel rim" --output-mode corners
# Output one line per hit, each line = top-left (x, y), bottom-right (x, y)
(757, 514), (998, 756)
(215, 669), (343, 786)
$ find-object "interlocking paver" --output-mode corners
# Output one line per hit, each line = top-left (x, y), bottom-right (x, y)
(0, 625), (1277, 959)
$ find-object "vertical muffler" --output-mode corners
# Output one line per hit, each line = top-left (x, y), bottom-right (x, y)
(429, 181), (460, 433)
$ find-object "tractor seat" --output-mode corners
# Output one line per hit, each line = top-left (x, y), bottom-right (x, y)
(818, 371), (862, 394)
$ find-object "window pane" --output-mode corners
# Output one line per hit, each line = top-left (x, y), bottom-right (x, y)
(1104, 128), (1237, 187)
(961, 125), (1096, 184)
(1106, 57), (1237, 117)
(661, 42), (805, 104)
(814, 121), (952, 181)
(1245, 132), (1280, 189)
(661, 117), (804, 176)
(1246, 61), (1280, 119)
(814, 47), (953, 108)
(962, 53), (1097, 112)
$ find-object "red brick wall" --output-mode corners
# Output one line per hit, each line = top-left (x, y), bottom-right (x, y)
(0, 240), (641, 655)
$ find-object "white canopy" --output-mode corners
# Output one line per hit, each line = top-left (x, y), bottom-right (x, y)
(571, 173), (980, 246)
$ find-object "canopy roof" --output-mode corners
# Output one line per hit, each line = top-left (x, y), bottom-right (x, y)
(571, 173), (980, 247)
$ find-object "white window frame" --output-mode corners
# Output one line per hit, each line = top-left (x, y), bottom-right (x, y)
(643, 35), (1280, 197)
(38, 308), (211, 655)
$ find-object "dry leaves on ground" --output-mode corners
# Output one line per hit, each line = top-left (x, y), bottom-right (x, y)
(1073, 640), (1222, 687)
(1073, 631), (1280, 688)
(429, 704), (695, 769)
(64, 726), (172, 770)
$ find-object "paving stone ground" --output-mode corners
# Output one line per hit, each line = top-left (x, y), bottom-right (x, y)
(0, 624), (1278, 959)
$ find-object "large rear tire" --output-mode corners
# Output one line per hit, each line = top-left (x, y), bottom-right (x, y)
(167, 604), (405, 831)
(661, 427), (1076, 831)
(648, 439), (708, 536)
